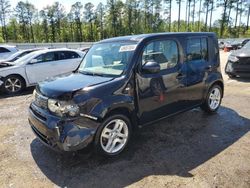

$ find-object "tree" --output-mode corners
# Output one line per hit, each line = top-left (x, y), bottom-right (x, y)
(84, 2), (95, 41)
(164, 0), (172, 32)
(176, 0), (182, 32)
(0, 0), (10, 41)
(70, 2), (83, 41)
(209, 0), (215, 31)
(245, 1), (250, 31)
(197, 0), (202, 31)
(96, 3), (105, 39)
(217, 0), (230, 37)
(53, 2), (65, 42)
(40, 10), (49, 42)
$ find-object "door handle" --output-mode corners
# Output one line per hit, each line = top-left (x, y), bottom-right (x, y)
(176, 73), (186, 79)
(205, 65), (213, 71)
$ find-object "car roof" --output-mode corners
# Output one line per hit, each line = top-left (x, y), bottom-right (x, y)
(0, 45), (17, 50)
(98, 32), (217, 43)
(29, 48), (81, 55)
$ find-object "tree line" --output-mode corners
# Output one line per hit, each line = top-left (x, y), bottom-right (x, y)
(0, 0), (249, 43)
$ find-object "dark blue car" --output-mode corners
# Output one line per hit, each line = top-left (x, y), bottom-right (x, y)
(29, 32), (224, 156)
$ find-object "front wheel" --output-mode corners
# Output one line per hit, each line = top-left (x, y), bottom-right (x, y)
(201, 85), (222, 113)
(3, 75), (25, 95)
(94, 114), (131, 157)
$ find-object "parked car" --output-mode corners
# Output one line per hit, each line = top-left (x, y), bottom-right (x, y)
(29, 32), (224, 156)
(218, 41), (225, 50)
(0, 49), (84, 94)
(238, 38), (250, 49)
(225, 41), (250, 78)
(78, 47), (90, 54)
(0, 48), (45, 64)
(0, 45), (18, 60)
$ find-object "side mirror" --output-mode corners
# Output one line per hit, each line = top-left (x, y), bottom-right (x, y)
(142, 61), (160, 74)
(29, 59), (38, 64)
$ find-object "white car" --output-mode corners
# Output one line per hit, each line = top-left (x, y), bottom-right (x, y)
(0, 45), (18, 60)
(0, 48), (84, 94)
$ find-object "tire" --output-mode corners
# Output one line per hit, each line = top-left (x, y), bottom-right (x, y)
(2, 75), (25, 95)
(228, 74), (236, 78)
(200, 85), (222, 114)
(94, 114), (131, 157)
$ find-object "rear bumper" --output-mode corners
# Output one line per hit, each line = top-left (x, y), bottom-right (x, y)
(28, 103), (100, 152)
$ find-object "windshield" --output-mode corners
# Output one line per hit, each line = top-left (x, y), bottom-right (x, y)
(78, 42), (137, 77)
(243, 41), (250, 49)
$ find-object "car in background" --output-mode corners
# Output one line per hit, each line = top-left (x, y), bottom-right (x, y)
(218, 41), (225, 50)
(0, 48), (45, 64)
(0, 45), (18, 60)
(78, 47), (90, 54)
(0, 48), (85, 94)
(225, 41), (250, 78)
(238, 39), (250, 49)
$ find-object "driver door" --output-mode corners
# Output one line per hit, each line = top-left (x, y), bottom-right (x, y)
(136, 39), (187, 125)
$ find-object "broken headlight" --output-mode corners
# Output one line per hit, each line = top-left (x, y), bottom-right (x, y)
(48, 99), (80, 117)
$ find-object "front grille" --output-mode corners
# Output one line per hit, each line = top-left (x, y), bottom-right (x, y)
(239, 57), (250, 65)
(30, 105), (47, 121)
(34, 90), (48, 109)
(31, 125), (50, 145)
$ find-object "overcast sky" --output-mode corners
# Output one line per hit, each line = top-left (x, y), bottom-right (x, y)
(8, 0), (249, 25)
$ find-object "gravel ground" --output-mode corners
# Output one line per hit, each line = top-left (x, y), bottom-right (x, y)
(0, 51), (249, 188)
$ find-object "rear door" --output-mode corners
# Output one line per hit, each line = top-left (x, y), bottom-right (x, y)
(185, 37), (209, 107)
(56, 51), (82, 74)
(136, 38), (188, 125)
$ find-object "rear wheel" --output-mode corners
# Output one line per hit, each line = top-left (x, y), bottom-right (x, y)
(201, 85), (222, 113)
(3, 75), (25, 94)
(94, 114), (131, 157)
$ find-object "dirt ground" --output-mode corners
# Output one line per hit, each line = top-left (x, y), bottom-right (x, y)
(0, 52), (249, 188)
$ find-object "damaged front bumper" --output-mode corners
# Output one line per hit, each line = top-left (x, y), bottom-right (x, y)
(28, 103), (100, 152)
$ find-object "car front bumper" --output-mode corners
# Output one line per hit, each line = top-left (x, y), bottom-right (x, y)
(29, 103), (100, 152)
(225, 61), (250, 77)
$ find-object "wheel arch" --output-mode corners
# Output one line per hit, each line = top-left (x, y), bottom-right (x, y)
(102, 106), (138, 130)
(4, 74), (27, 87)
(210, 80), (224, 97)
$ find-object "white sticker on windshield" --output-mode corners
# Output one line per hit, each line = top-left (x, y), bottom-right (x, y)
(119, 45), (137, 52)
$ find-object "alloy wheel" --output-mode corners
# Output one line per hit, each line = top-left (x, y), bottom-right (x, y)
(100, 119), (129, 154)
(5, 77), (22, 93)
(208, 87), (221, 110)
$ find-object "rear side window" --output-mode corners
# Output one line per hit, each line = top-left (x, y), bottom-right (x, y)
(142, 40), (178, 71)
(59, 51), (80, 60)
(187, 38), (208, 61)
(0, 47), (10, 53)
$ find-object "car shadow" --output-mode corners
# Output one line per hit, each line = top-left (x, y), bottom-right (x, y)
(30, 106), (250, 187)
(0, 86), (35, 99)
(231, 77), (250, 83)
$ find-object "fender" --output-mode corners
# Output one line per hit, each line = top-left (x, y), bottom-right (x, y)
(204, 71), (224, 99)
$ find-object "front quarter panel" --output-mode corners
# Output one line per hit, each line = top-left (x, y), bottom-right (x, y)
(73, 77), (135, 122)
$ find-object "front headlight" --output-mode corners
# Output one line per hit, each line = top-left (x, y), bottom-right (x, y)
(228, 55), (239, 62)
(48, 99), (80, 117)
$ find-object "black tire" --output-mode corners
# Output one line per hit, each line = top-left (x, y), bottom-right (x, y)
(2, 75), (25, 95)
(228, 74), (236, 78)
(94, 114), (131, 157)
(200, 85), (222, 114)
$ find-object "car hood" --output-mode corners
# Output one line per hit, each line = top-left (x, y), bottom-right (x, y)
(38, 73), (114, 99)
(231, 49), (250, 57)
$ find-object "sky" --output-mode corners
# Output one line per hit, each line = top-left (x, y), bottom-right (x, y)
(8, 0), (249, 25)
